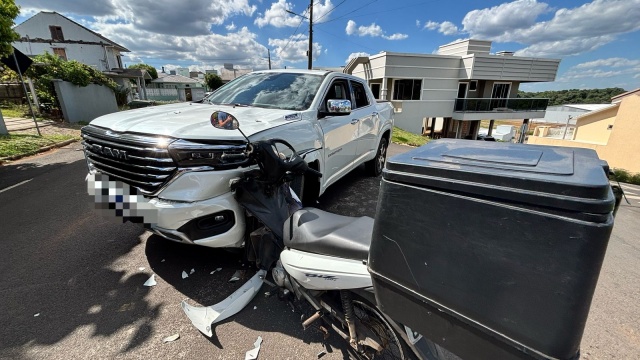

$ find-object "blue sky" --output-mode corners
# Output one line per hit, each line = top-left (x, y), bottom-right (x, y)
(14, 0), (640, 91)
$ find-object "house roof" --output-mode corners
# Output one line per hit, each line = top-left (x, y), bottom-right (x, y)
(104, 68), (152, 79)
(151, 74), (201, 84)
(575, 103), (619, 120)
(15, 11), (129, 52)
(611, 88), (640, 102)
(564, 104), (613, 111)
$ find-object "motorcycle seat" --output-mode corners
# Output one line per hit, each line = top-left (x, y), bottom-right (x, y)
(283, 208), (373, 261)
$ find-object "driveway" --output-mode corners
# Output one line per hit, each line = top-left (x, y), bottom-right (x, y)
(0, 142), (638, 359)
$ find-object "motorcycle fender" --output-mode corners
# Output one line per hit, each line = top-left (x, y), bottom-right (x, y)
(280, 249), (372, 290)
(181, 270), (267, 337)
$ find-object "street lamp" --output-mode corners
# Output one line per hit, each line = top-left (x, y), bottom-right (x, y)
(285, 1), (313, 70)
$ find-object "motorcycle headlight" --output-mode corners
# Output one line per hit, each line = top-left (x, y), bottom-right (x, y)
(168, 140), (247, 168)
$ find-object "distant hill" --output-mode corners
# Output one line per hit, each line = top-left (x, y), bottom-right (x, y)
(518, 88), (627, 106)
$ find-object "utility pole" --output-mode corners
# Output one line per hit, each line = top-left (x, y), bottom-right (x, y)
(268, 49), (272, 70)
(286, 1), (314, 70)
(308, 0), (313, 70)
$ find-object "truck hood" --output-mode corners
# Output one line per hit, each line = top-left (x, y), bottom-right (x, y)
(89, 103), (308, 139)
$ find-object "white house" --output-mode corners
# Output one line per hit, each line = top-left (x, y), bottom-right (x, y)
(148, 74), (205, 102)
(13, 12), (129, 72)
(344, 39), (561, 140)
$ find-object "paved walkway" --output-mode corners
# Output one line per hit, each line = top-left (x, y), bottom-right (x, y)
(2, 117), (56, 132)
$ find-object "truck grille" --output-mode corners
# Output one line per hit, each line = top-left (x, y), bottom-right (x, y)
(81, 126), (177, 194)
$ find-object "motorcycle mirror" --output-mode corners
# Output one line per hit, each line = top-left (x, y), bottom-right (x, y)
(211, 111), (240, 130)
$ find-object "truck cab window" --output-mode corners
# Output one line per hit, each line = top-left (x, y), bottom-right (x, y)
(351, 81), (370, 109)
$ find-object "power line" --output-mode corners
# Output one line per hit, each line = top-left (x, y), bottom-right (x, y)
(320, 0), (440, 25)
(314, 27), (378, 53)
(320, 0), (378, 24)
(315, 0), (348, 23)
(277, 7), (309, 56)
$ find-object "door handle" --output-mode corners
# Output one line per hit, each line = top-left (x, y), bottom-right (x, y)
(351, 119), (360, 124)
(372, 112), (379, 117)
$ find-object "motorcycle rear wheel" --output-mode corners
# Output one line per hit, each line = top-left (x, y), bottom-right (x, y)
(351, 299), (416, 360)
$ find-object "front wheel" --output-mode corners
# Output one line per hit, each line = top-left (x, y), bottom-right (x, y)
(365, 137), (388, 177)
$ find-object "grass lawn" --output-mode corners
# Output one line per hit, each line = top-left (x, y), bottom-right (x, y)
(391, 126), (430, 147)
(0, 133), (79, 158)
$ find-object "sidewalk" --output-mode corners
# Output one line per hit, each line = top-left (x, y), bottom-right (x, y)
(2, 117), (56, 131)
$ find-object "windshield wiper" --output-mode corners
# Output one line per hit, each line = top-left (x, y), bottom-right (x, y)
(221, 103), (250, 108)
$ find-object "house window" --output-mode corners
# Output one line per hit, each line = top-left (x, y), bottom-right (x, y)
(393, 79), (421, 100)
(49, 26), (64, 41)
(469, 80), (477, 91)
(116, 55), (123, 68)
(52, 48), (67, 60)
(491, 82), (511, 99)
(351, 80), (370, 109)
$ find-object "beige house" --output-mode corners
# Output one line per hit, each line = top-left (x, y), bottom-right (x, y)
(528, 89), (640, 173)
(344, 39), (560, 140)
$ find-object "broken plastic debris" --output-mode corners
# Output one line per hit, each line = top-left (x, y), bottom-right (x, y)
(161, 259), (165, 262)
(143, 274), (157, 287)
(253, 306), (257, 310)
(245, 336), (263, 360)
(210, 267), (222, 275)
(229, 270), (244, 282)
(34, 313), (40, 317)
(317, 350), (327, 359)
(190, 268), (195, 275)
(162, 333), (180, 343)
(182, 271), (189, 279)
(139, 267), (145, 271)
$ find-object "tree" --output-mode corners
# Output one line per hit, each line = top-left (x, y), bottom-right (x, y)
(0, 0), (20, 58)
(205, 73), (223, 91)
(128, 63), (158, 80)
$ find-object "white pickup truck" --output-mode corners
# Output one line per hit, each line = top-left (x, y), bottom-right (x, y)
(82, 69), (393, 248)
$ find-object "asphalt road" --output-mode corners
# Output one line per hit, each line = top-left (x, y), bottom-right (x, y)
(0, 143), (638, 360)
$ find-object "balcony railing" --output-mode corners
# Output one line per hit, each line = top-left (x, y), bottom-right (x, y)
(454, 98), (549, 112)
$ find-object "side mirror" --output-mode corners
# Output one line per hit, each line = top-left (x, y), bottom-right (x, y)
(211, 111), (240, 130)
(325, 99), (351, 116)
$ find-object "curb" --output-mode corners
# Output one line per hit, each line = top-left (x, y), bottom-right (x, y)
(0, 139), (79, 164)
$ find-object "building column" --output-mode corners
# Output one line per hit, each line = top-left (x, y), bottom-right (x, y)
(488, 119), (495, 136)
(518, 119), (530, 143)
(380, 77), (388, 100)
(455, 120), (463, 139)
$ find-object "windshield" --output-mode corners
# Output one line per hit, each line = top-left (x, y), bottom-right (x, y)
(205, 72), (323, 111)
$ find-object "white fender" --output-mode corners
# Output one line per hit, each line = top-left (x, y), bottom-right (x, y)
(181, 270), (267, 337)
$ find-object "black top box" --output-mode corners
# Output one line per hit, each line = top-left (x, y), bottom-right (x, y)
(369, 139), (615, 360)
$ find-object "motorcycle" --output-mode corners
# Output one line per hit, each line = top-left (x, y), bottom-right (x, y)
(181, 111), (443, 359)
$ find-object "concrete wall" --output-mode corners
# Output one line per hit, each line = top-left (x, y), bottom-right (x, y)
(53, 80), (117, 123)
(573, 106), (618, 144)
(469, 55), (560, 82)
(528, 95), (640, 173)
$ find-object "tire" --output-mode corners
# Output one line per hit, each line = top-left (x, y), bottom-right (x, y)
(365, 137), (388, 177)
(351, 298), (417, 360)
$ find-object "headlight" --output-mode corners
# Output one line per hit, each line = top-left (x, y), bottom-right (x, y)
(168, 140), (247, 168)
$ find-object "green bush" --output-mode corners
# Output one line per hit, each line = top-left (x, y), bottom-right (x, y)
(612, 169), (630, 183)
(629, 173), (640, 185)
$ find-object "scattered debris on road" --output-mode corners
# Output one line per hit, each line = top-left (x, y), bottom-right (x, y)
(317, 350), (327, 359)
(229, 270), (244, 282)
(253, 306), (257, 310)
(245, 336), (262, 360)
(210, 267), (222, 274)
(190, 268), (195, 275)
(33, 313), (40, 317)
(138, 267), (145, 271)
(143, 274), (157, 287)
(161, 259), (165, 262)
(162, 333), (180, 343)
(182, 271), (189, 279)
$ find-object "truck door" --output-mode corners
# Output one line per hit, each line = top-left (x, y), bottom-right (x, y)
(350, 79), (378, 161)
(318, 78), (358, 186)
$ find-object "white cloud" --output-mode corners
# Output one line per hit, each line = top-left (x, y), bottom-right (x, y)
(415, 20), (421, 28)
(268, 35), (322, 63)
(462, 0), (640, 57)
(423, 20), (458, 35)
(438, 22), (459, 36)
(254, 0), (333, 28)
(559, 57), (640, 82)
(254, 0), (301, 28)
(226, 22), (237, 31)
(423, 21), (438, 30)
(574, 58), (640, 69)
(345, 20), (408, 40)
(345, 52), (370, 64)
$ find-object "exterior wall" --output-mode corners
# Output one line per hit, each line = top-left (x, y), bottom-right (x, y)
(573, 106), (618, 144)
(52, 80), (117, 123)
(529, 95), (640, 173)
(13, 42), (109, 70)
(469, 55), (559, 82)
(437, 39), (491, 56)
(146, 88), (179, 101)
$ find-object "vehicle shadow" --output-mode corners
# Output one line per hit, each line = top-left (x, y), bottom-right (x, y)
(0, 157), (160, 358)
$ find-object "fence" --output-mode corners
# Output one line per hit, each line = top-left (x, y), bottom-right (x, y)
(0, 83), (26, 104)
(146, 88), (180, 101)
